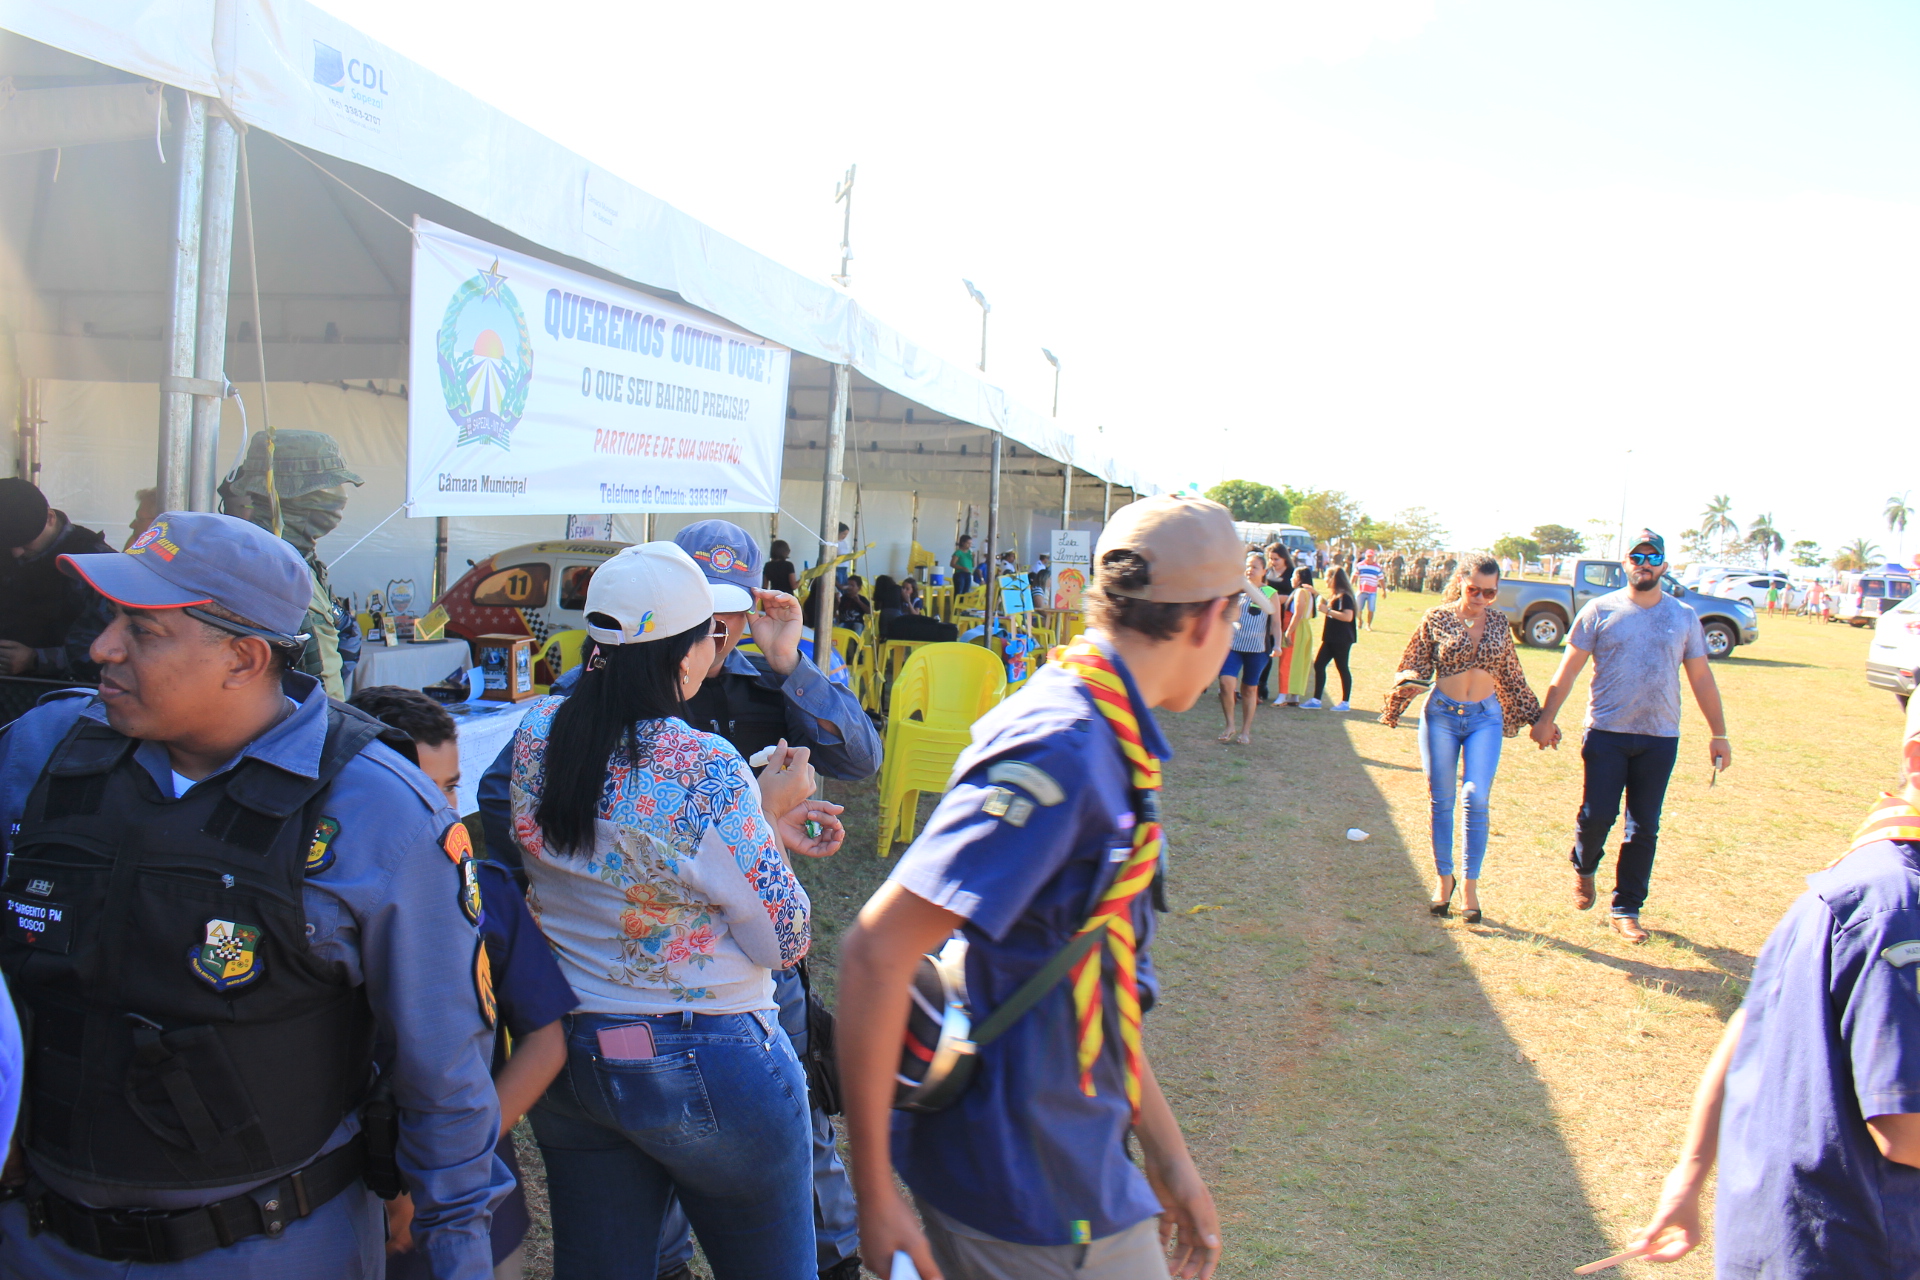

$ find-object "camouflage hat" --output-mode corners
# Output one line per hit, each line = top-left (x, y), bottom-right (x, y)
(223, 430), (363, 500)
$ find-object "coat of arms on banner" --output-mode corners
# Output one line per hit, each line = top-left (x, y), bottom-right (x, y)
(436, 259), (534, 449)
(191, 918), (263, 991)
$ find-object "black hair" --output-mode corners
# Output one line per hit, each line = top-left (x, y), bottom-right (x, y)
(769, 539), (791, 560)
(1293, 567), (1315, 587)
(873, 575), (903, 608)
(1085, 549), (1229, 642)
(534, 617), (709, 855)
(348, 685), (456, 747)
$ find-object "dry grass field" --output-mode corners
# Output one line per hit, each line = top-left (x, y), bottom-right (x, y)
(518, 587), (1900, 1279)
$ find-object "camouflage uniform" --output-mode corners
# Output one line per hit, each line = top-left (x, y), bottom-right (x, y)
(218, 430), (363, 700)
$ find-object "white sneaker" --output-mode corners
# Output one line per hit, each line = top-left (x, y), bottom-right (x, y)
(1302, 698), (1322, 709)
(1334, 701), (1350, 711)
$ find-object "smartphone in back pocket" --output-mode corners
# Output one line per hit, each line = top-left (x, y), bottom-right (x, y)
(596, 1022), (657, 1060)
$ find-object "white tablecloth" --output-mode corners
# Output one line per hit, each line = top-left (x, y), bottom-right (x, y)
(446, 699), (537, 817)
(349, 639), (472, 694)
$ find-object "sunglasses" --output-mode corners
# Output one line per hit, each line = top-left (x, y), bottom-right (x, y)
(704, 620), (729, 642)
(1629, 551), (1666, 567)
(1464, 586), (1500, 601)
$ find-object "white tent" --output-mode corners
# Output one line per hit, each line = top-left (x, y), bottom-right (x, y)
(0, 1), (1155, 606)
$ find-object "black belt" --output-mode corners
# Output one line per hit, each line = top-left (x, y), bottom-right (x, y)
(25, 1139), (364, 1264)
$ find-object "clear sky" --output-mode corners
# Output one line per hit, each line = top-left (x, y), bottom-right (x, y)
(315, 0), (1920, 561)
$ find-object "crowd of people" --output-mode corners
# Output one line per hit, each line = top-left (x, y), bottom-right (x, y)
(1, 479), (1915, 1280)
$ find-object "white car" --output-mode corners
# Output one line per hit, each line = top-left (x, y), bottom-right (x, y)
(1710, 569), (1792, 611)
(1868, 593), (1920, 708)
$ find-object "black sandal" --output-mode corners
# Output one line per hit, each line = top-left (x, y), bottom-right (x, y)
(1429, 877), (1455, 917)
(1461, 907), (1483, 924)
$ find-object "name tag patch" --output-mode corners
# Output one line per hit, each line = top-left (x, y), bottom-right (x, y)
(8, 897), (73, 953)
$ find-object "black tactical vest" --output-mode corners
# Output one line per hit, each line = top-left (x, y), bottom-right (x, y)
(0, 701), (386, 1191)
(683, 655), (797, 765)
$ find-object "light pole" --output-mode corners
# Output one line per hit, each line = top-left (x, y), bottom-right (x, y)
(962, 279), (990, 371)
(1041, 347), (1060, 416)
(832, 164), (855, 288)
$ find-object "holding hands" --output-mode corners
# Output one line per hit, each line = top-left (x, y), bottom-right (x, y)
(1530, 718), (1563, 751)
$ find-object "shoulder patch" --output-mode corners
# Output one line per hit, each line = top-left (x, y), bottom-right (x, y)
(986, 761), (1066, 807)
(473, 935), (497, 1029)
(305, 816), (340, 875)
(1882, 941), (1920, 968)
(443, 821), (473, 866)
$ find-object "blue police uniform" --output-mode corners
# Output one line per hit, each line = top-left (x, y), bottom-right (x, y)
(1717, 833), (1920, 1278)
(388, 859), (577, 1278)
(0, 675), (509, 1280)
(888, 646), (1169, 1248)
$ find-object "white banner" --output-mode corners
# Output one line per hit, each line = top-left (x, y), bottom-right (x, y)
(406, 220), (790, 518)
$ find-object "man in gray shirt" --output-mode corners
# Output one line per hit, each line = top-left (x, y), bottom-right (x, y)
(1531, 529), (1732, 942)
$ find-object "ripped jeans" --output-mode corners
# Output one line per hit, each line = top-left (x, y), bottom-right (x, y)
(1419, 691), (1504, 880)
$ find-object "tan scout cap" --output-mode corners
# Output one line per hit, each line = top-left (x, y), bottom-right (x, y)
(1094, 495), (1244, 602)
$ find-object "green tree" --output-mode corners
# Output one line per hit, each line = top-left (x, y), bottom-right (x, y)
(1392, 506), (1448, 552)
(1701, 495), (1739, 556)
(1678, 528), (1713, 559)
(1203, 479), (1290, 524)
(1887, 491), (1912, 557)
(1747, 512), (1784, 569)
(1292, 489), (1364, 546)
(1834, 537), (1882, 572)
(1493, 535), (1541, 565)
(1790, 539), (1824, 567)
(1529, 524), (1585, 556)
(1351, 516), (1403, 550)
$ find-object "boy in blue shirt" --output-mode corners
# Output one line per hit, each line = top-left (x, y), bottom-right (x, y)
(349, 688), (578, 1280)
(1623, 696), (1920, 1278)
(838, 497), (1237, 1280)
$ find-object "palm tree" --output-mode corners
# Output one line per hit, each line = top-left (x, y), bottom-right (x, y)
(1835, 537), (1882, 572)
(1748, 512), (1783, 569)
(1887, 492), (1912, 559)
(1701, 495), (1739, 557)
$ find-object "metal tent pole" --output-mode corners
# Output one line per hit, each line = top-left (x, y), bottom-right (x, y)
(1061, 465), (1071, 534)
(188, 110), (237, 511)
(156, 93), (207, 511)
(433, 516), (450, 600)
(986, 433), (1002, 629)
(1103, 480), (1112, 522)
(815, 364), (849, 639)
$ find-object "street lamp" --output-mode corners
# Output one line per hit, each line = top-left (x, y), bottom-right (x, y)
(962, 278), (990, 371)
(832, 164), (855, 288)
(1041, 347), (1060, 416)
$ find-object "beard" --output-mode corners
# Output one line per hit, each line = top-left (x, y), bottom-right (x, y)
(1629, 565), (1662, 587)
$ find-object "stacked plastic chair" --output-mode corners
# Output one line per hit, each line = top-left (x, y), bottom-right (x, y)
(876, 643), (1006, 855)
(532, 628), (588, 694)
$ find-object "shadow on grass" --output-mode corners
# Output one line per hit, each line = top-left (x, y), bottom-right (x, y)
(1716, 656), (1817, 669)
(1477, 921), (1750, 1021)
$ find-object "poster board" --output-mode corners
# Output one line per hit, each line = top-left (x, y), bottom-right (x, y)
(407, 220), (790, 518)
(1050, 529), (1092, 611)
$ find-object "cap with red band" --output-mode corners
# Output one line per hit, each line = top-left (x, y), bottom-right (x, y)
(60, 511), (313, 638)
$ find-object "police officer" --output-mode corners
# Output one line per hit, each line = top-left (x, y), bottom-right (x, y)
(217, 430), (363, 699)
(837, 496), (1233, 1280)
(476, 518), (877, 1280)
(0, 512), (505, 1279)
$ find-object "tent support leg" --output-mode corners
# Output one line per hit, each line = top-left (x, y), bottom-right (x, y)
(1062, 465), (1071, 534)
(157, 92), (207, 511)
(1103, 480), (1112, 522)
(986, 433), (1002, 629)
(189, 109), (237, 512)
(433, 517), (449, 600)
(815, 363), (849, 639)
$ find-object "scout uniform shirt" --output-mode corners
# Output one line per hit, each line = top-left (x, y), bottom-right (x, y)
(0, 673), (507, 1279)
(889, 643), (1170, 1247)
(1716, 825), (1920, 1279)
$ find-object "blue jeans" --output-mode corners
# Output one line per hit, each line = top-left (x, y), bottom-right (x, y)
(1569, 729), (1679, 917)
(657, 968), (859, 1274)
(1419, 691), (1504, 879)
(531, 1009), (816, 1280)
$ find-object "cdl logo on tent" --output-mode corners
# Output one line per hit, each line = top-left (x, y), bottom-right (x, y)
(312, 41), (346, 91)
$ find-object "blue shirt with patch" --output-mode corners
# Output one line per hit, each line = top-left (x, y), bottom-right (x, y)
(1717, 836), (1920, 1279)
(0, 674), (509, 1279)
(888, 645), (1170, 1247)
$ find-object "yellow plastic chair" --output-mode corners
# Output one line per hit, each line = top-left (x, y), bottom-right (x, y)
(876, 643), (1006, 855)
(532, 628), (588, 694)
(831, 626), (880, 713)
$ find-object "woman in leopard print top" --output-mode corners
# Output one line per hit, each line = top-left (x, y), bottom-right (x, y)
(1381, 556), (1546, 923)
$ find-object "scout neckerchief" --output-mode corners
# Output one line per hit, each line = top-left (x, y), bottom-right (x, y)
(1056, 640), (1162, 1123)
(1834, 794), (1920, 866)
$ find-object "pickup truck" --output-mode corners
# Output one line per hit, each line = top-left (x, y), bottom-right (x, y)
(1496, 560), (1759, 659)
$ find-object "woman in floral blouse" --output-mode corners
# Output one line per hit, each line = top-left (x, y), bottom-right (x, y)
(510, 541), (846, 1279)
(1381, 555), (1545, 924)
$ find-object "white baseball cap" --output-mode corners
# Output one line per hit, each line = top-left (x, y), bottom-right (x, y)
(583, 542), (725, 645)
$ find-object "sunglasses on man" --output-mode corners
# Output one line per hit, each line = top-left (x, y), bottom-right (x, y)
(1628, 551), (1665, 567)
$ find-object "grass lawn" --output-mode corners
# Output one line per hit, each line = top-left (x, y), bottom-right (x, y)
(519, 590), (1899, 1279)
